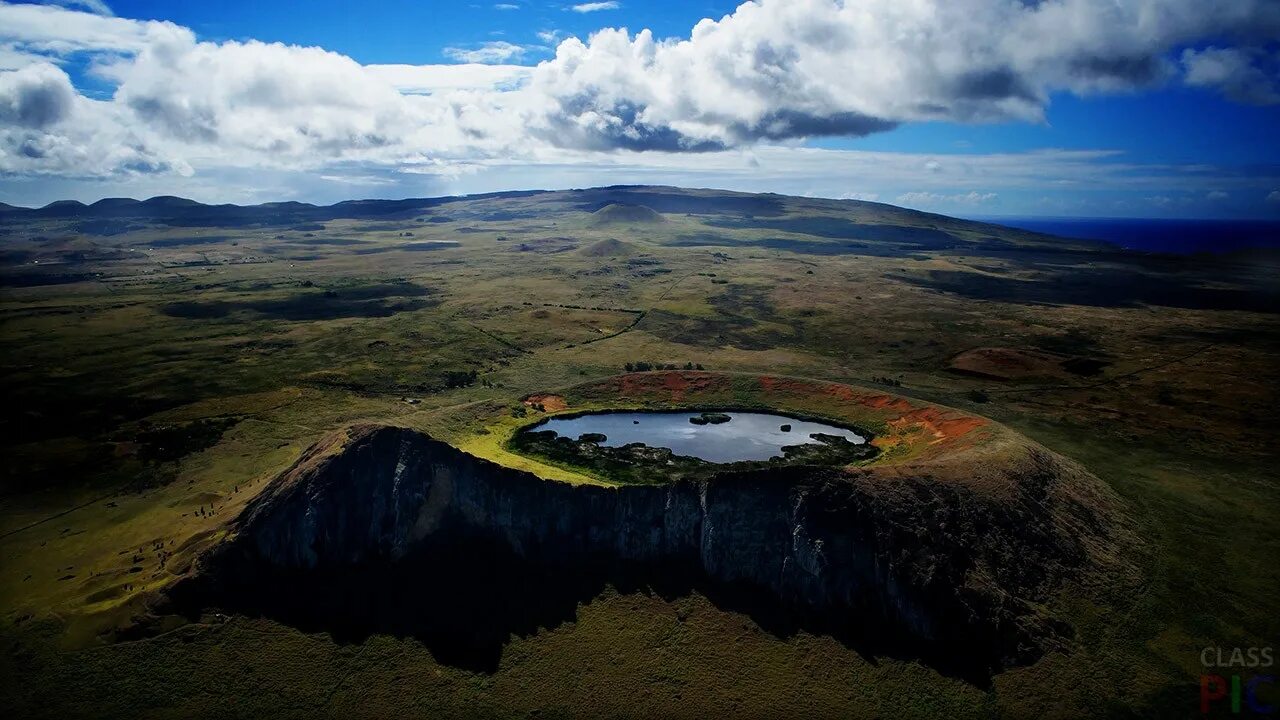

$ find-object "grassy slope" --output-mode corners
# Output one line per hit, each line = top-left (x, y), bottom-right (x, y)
(1, 186), (1276, 718)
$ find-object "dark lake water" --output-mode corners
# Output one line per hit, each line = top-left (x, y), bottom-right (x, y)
(976, 217), (1280, 254)
(531, 411), (865, 463)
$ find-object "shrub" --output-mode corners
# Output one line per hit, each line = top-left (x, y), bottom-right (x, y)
(442, 369), (478, 388)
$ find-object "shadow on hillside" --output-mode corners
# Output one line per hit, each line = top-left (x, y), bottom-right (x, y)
(168, 534), (1001, 686)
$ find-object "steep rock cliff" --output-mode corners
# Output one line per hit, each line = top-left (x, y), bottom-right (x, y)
(185, 423), (1130, 678)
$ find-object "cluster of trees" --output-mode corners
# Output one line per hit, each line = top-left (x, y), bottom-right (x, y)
(624, 361), (705, 372)
(135, 418), (238, 463)
(871, 376), (903, 387)
(442, 369), (479, 388)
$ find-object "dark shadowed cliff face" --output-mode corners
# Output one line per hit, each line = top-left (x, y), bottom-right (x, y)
(179, 424), (1127, 681)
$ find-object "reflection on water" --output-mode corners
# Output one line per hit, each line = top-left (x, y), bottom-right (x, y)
(533, 411), (865, 463)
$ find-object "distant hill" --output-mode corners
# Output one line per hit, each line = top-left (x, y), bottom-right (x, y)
(40, 200), (88, 214)
(579, 238), (639, 257)
(0, 185), (1109, 254)
(0, 190), (549, 228)
(587, 203), (666, 226)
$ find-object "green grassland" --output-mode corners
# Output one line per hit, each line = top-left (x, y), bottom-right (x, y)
(1, 186), (1277, 718)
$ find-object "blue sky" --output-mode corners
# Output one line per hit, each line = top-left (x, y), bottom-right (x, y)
(106, 1), (745, 63)
(1, 0), (1278, 217)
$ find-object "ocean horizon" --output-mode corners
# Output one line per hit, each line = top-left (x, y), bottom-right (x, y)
(974, 216), (1280, 254)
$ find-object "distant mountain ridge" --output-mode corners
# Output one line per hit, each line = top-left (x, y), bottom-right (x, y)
(0, 190), (551, 227)
(0, 185), (1108, 255)
(0, 186), (797, 230)
(0, 186), (783, 228)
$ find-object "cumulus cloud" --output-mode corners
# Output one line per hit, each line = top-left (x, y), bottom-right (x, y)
(0, 2), (181, 54)
(443, 41), (528, 64)
(1, 0), (1279, 184)
(1207, 190), (1229, 201)
(0, 62), (187, 177)
(572, 2), (620, 13)
(0, 62), (75, 128)
(1182, 47), (1280, 105)
(516, 0), (1280, 152)
(100, 36), (417, 156)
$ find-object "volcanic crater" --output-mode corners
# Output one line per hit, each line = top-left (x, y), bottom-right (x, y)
(170, 372), (1136, 682)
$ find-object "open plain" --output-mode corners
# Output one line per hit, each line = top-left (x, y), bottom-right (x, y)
(1, 186), (1277, 718)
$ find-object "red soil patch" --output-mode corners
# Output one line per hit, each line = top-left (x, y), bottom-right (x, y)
(949, 347), (1070, 381)
(887, 407), (987, 446)
(608, 371), (731, 402)
(523, 394), (568, 412)
(856, 393), (915, 413)
(754, 375), (986, 446)
(574, 372), (989, 454)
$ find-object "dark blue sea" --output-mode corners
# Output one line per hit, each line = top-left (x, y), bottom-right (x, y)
(973, 217), (1280, 254)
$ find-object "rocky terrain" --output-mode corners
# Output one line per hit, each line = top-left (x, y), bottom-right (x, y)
(177, 406), (1133, 680)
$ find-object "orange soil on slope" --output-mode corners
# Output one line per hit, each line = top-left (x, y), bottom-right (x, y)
(570, 372), (990, 457)
(523, 394), (569, 412)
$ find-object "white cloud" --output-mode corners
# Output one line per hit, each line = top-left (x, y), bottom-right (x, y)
(572, 2), (619, 13)
(0, 62), (74, 128)
(0, 0), (1278, 209)
(0, 2), (182, 54)
(0, 42), (60, 70)
(318, 173), (398, 186)
(494, 3), (519, 9)
(896, 190), (997, 206)
(838, 191), (879, 201)
(0, 60), (190, 177)
(98, 37), (416, 157)
(442, 41), (527, 64)
(1182, 46), (1280, 105)
(366, 63), (531, 93)
(43, 0), (114, 16)
(1207, 190), (1229, 200)
(1268, 190), (1280, 204)
(7, 143), (1280, 211)
(517, 0), (1280, 151)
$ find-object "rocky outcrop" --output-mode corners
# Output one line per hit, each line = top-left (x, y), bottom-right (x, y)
(185, 424), (1132, 679)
